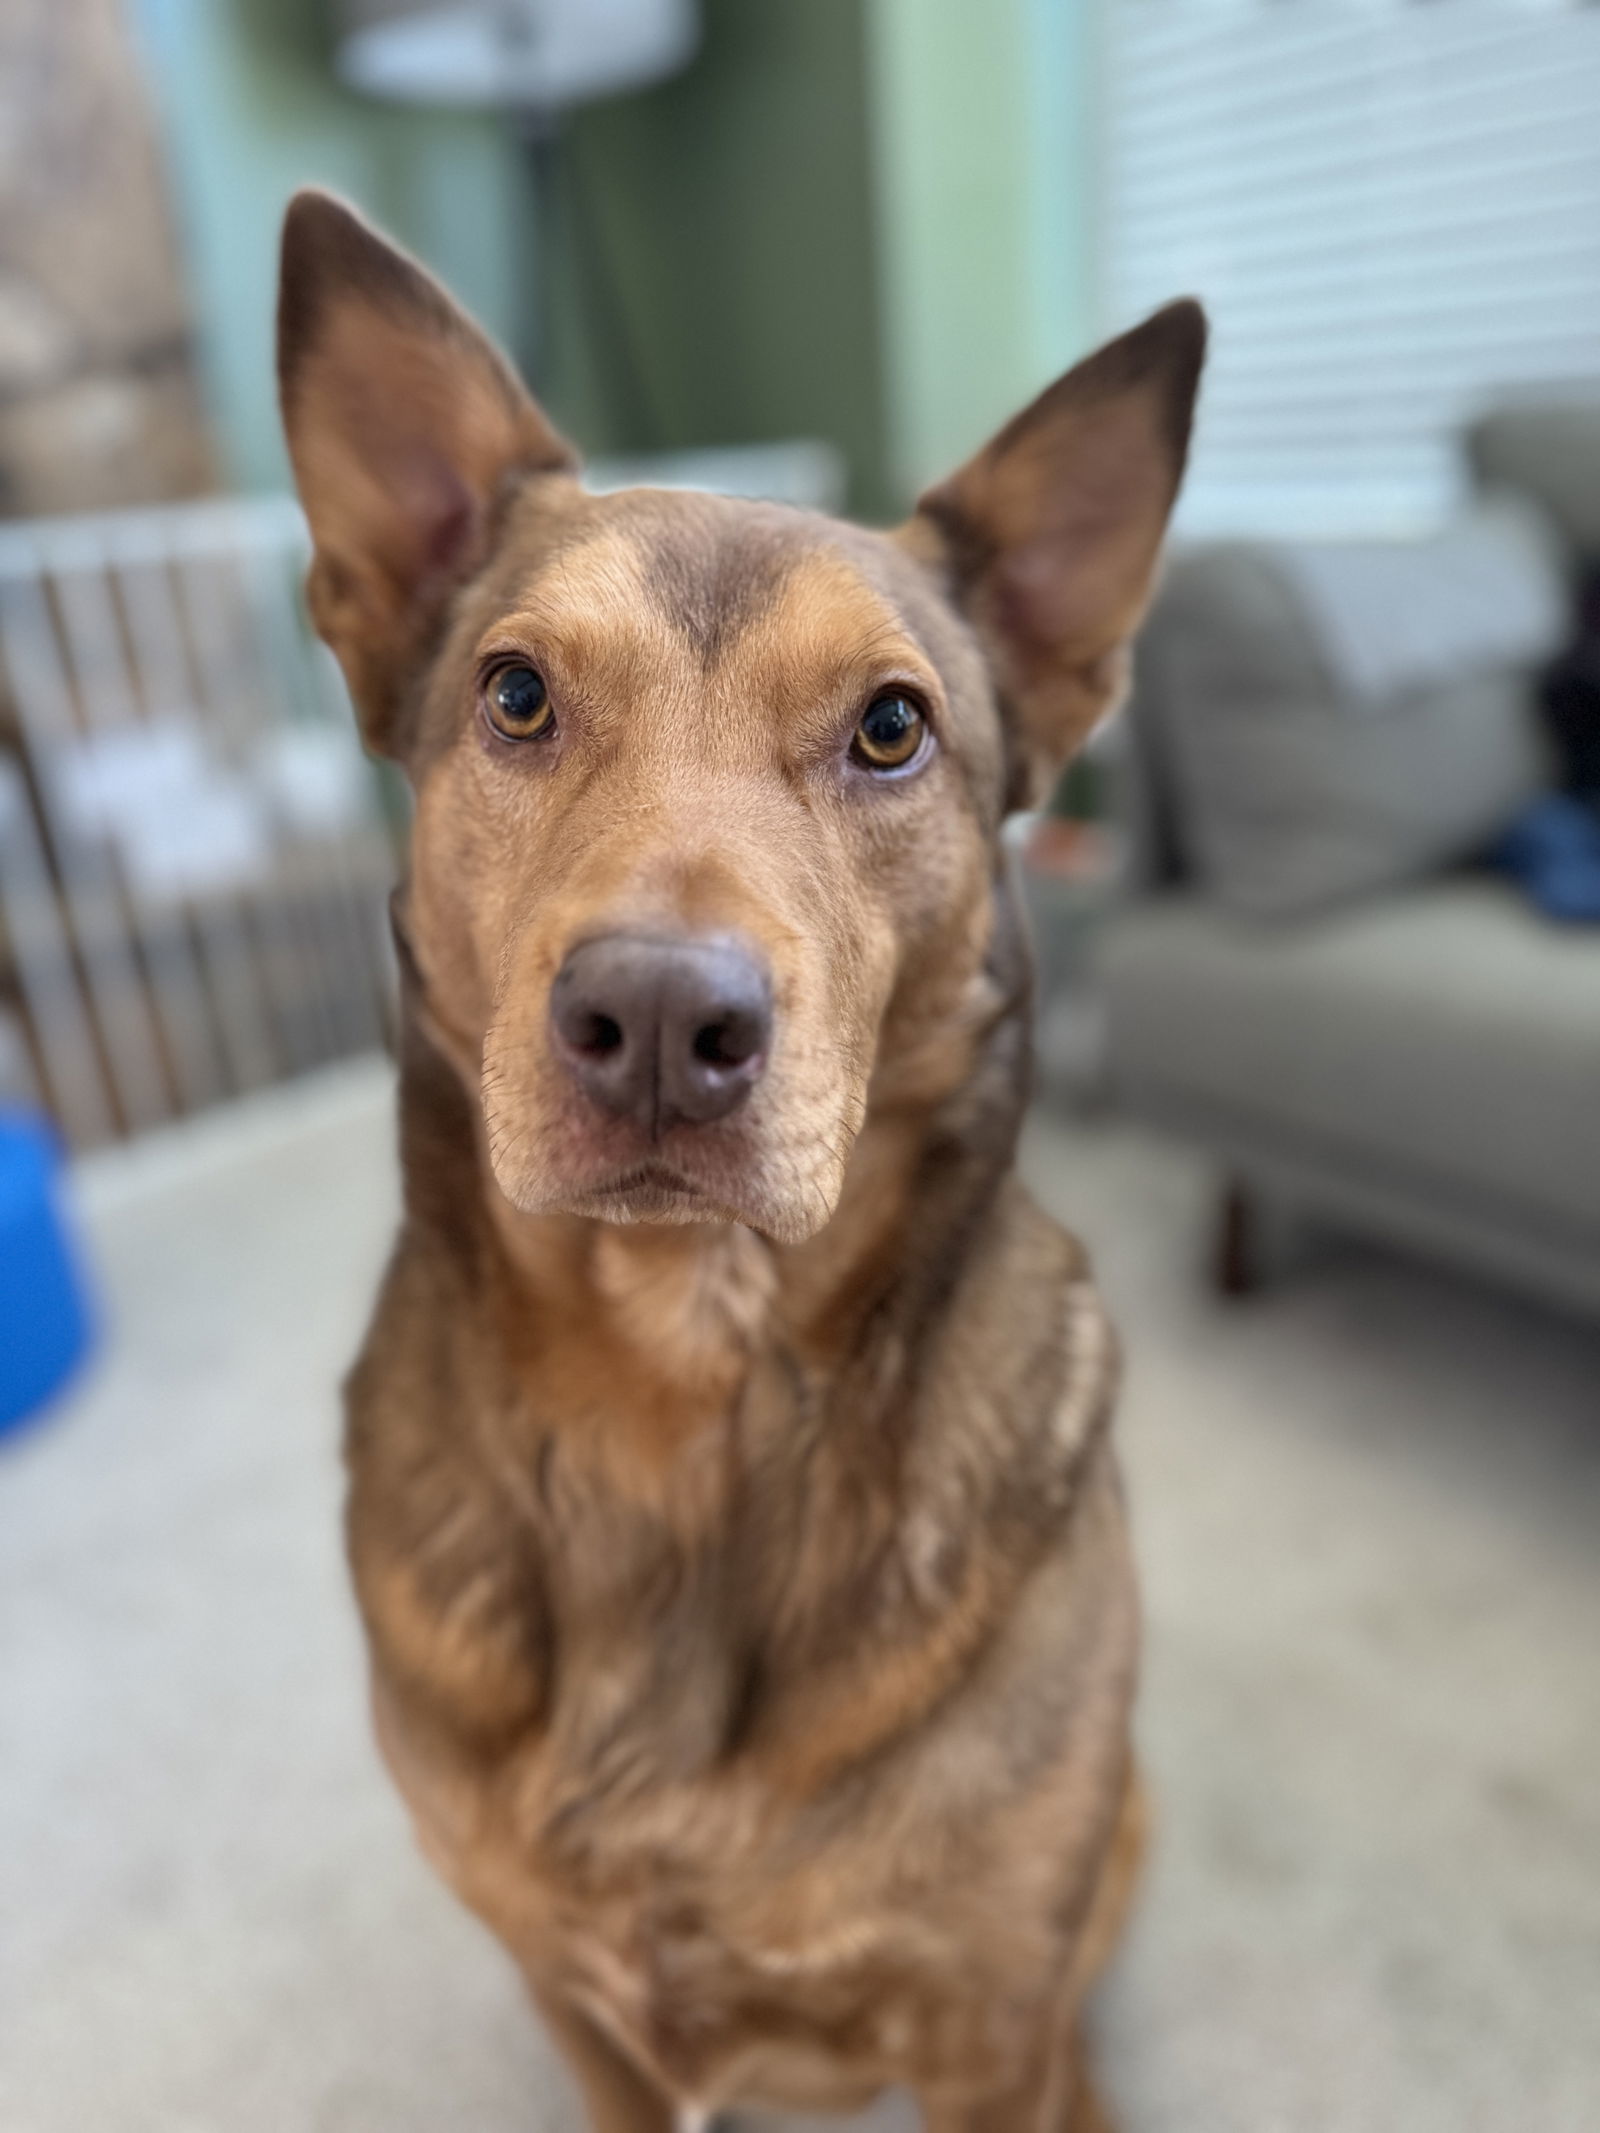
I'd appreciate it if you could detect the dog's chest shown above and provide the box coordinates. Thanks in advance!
[407,1732,1020,2113]
[354,1456,1025,2106]
[345,1211,1128,2108]
[373,1640,970,2107]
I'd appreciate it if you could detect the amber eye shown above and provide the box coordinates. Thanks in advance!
[851,693,927,771]
[484,664,555,741]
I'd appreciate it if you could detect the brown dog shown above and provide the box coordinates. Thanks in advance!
[277,191,1202,2132]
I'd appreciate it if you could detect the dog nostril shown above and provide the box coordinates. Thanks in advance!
[693,1014,762,1070]
[576,1012,624,1056]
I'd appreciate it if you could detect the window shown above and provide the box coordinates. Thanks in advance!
[1100,2,1600,536]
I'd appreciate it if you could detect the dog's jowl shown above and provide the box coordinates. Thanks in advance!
[278,189,1203,2133]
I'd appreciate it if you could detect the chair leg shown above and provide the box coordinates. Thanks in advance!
[1212,1175,1260,1297]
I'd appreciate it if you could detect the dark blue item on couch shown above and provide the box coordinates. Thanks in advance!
[1491,794,1600,923]
[0,1110,95,1437]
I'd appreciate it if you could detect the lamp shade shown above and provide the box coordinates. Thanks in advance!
[335,0,699,110]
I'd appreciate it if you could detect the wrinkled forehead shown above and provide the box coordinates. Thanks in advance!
[479,482,975,704]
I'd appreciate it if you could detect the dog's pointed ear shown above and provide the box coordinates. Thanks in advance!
[913,299,1205,809]
[277,189,576,755]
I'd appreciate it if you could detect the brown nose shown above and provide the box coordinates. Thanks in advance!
[550,934,772,1134]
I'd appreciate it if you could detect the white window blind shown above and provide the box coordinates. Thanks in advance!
[1100,2,1600,536]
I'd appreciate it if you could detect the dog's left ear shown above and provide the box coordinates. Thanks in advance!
[914,300,1205,809]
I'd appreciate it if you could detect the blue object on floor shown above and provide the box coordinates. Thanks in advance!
[1491,793,1600,923]
[0,1110,95,1438]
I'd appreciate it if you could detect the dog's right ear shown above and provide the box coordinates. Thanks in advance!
[277,190,575,755]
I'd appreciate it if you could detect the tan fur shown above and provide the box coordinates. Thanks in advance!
[278,192,1203,2131]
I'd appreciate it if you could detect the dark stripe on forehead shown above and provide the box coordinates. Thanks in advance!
[613,493,816,666]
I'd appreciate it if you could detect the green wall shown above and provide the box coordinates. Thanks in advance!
[132,0,532,493]
[132,0,1094,523]
[865,0,1096,501]
[546,0,1095,518]
[545,0,893,518]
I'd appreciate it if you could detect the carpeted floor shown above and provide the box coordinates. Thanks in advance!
[3,1059,1597,2132]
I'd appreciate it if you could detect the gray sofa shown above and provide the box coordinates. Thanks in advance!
[1099,405,1600,1321]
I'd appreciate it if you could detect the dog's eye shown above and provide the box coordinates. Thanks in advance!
[485,665,555,741]
[851,694,927,771]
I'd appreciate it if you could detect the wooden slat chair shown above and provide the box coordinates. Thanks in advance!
[0,754,113,1143]
[0,497,399,1147]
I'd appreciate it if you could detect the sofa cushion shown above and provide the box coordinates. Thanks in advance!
[1270,504,1567,705]
[1100,879,1600,1241]
[1136,528,1556,916]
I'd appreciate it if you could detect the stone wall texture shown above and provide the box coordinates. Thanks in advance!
[0,0,216,515]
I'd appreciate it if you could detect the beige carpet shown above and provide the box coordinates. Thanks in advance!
[3,1060,1597,2132]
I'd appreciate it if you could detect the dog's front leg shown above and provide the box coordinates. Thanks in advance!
[527,1980,677,2133]
[918,2017,1115,2133]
